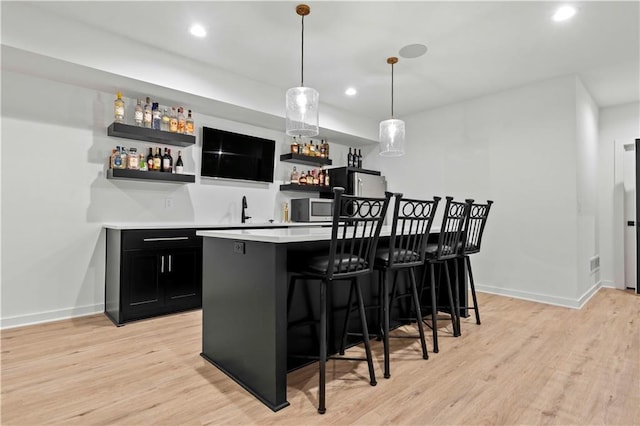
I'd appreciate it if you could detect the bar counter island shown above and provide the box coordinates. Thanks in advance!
[196,224,467,411]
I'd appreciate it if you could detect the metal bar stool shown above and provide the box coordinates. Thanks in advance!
[420,196,471,353]
[287,187,391,414]
[459,199,493,328]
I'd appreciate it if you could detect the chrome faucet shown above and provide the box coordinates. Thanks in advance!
[241,196,251,223]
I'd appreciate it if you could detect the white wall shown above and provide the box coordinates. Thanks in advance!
[598,102,640,288]
[575,79,600,301]
[0,70,353,328]
[373,75,587,306]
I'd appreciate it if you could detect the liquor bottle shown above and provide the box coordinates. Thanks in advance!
[161,108,170,131]
[162,148,171,172]
[168,148,174,172]
[291,137,299,154]
[143,97,152,128]
[302,142,310,156]
[324,140,330,159]
[186,110,194,135]
[309,143,316,157]
[175,151,184,174]
[290,166,299,184]
[127,147,139,170]
[283,202,289,223]
[299,170,307,185]
[324,170,330,187]
[139,154,148,171]
[114,91,125,123]
[111,146,121,169]
[152,102,161,130]
[320,142,326,158]
[169,107,178,133]
[177,107,186,134]
[317,169,324,186]
[347,147,353,168]
[119,147,128,169]
[357,149,363,168]
[134,99,143,126]
[146,147,154,171]
[153,148,162,171]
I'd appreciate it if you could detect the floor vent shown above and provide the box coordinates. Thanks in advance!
[589,255,600,273]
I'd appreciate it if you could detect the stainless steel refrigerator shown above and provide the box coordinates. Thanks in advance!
[327,167,387,197]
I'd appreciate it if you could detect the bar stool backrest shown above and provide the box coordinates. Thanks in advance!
[326,187,392,280]
[463,200,493,255]
[387,194,441,268]
[435,197,472,261]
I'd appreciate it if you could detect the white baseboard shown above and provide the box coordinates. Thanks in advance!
[1,304,104,330]
[475,281,603,310]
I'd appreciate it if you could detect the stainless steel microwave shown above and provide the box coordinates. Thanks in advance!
[291,198,333,222]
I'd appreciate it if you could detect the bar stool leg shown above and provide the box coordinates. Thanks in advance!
[355,278,377,387]
[409,268,428,360]
[382,269,390,378]
[318,279,327,415]
[338,282,355,355]
[466,256,481,325]
[429,263,439,353]
[443,262,459,337]
[453,258,461,337]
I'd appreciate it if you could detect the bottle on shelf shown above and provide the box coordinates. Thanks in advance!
[111,146,121,169]
[152,102,161,130]
[283,202,289,223]
[162,148,172,172]
[186,110,195,135]
[323,139,330,159]
[134,99,143,126]
[168,148,174,172]
[153,147,162,171]
[175,150,184,174]
[320,142,326,158]
[357,149,363,168]
[161,108,170,131]
[299,170,307,185]
[347,147,353,167]
[169,107,178,133]
[290,166,299,184]
[143,97,152,128]
[177,107,186,134]
[127,147,139,170]
[317,169,324,186]
[146,147,154,171]
[324,169,330,186]
[114,91,125,123]
[119,147,128,169]
[302,142,310,156]
[139,154,148,171]
[291,137,299,154]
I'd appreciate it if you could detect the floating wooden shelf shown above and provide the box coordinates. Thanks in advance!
[107,122,196,147]
[280,153,332,166]
[107,168,195,183]
[279,184,332,193]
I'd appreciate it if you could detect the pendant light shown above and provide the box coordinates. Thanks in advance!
[286,4,319,137]
[379,57,405,156]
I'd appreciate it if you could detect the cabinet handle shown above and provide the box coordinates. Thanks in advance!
[161,255,165,273]
[168,255,172,272]
[143,237,190,242]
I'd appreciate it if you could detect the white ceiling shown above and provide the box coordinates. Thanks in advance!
[28,1,640,120]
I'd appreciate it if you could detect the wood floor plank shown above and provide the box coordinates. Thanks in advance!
[1,288,638,425]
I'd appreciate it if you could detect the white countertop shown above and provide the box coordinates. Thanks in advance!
[197,225,441,244]
[103,222,331,230]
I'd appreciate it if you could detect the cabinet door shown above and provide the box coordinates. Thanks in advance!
[163,247,202,310]
[121,251,164,321]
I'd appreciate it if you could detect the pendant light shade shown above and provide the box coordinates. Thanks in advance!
[379,57,405,157]
[286,4,319,137]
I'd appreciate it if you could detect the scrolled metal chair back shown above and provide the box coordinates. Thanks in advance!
[463,200,493,255]
[435,197,472,260]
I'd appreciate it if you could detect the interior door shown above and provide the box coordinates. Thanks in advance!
[624,143,637,290]
[635,139,640,293]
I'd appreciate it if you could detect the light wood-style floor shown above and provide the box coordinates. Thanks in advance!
[2,288,639,425]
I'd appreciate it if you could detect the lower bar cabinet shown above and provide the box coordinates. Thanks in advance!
[105,228,202,325]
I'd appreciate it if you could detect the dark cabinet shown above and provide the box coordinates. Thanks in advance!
[106,228,202,325]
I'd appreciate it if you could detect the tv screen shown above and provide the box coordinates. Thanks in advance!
[201,127,275,183]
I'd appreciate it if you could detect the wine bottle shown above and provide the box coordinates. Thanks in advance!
[162,148,171,172]
[175,151,184,174]
[357,149,363,168]
[347,147,353,168]
[153,148,162,171]
[147,147,154,171]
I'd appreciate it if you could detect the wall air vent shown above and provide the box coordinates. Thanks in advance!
[589,255,600,273]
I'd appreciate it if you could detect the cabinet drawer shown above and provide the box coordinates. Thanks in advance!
[122,229,201,250]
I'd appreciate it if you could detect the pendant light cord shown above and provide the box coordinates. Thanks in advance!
[301,15,305,87]
[391,63,394,118]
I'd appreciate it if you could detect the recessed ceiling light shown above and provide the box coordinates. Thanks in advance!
[190,24,207,38]
[552,6,577,22]
[345,87,357,96]
[399,43,427,59]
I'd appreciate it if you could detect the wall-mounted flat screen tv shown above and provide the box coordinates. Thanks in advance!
[201,127,275,183]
